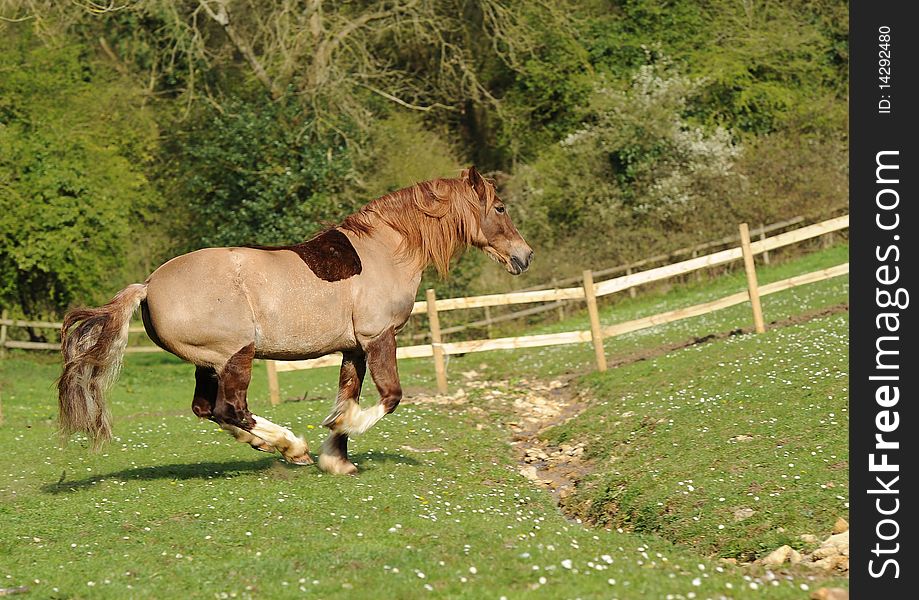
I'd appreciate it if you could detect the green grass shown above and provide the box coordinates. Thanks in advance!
[542,313,849,561]
[0,244,848,598]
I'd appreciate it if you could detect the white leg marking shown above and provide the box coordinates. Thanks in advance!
[339,403,386,436]
[250,415,312,464]
[219,423,274,452]
[317,432,357,475]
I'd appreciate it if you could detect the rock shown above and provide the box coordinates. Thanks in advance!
[812,530,849,559]
[729,434,754,442]
[832,517,849,534]
[810,588,849,600]
[810,554,849,572]
[520,466,540,481]
[733,508,755,521]
[760,545,794,567]
[800,534,819,543]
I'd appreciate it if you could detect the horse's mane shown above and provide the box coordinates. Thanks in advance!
[341,173,496,276]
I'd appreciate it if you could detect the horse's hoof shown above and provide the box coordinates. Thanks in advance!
[318,453,358,475]
[285,452,315,466]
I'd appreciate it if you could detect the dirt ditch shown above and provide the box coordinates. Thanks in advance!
[510,303,851,502]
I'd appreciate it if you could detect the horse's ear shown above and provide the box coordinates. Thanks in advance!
[465,165,488,203]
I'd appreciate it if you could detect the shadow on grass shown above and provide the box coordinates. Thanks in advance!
[42,457,278,494]
[349,451,422,471]
[42,452,421,493]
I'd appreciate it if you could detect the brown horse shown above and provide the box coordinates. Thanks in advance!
[58,167,533,474]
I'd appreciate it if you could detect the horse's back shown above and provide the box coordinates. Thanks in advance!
[143,247,355,367]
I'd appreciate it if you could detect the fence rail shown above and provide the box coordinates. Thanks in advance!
[0,316,163,355]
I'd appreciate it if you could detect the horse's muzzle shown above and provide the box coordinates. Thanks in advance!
[510,250,534,275]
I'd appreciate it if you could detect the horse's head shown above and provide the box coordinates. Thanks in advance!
[464,166,534,275]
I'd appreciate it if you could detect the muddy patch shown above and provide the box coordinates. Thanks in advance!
[406,371,591,502]
[503,377,591,503]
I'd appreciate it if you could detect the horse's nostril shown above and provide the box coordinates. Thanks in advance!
[510,253,531,274]
[526,250,534,265]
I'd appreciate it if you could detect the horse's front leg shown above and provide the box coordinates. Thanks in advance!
[364,327,403,416]
[319,328,402,475]
[319,351,367,475]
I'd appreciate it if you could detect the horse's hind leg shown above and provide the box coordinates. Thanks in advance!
[213,343,312,464]
[220,423,275,453]
[193,365,274,453]
[192,366,218,419]
[319,351,366,475]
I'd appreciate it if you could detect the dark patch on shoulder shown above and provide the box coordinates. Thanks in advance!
[253,229,362,282]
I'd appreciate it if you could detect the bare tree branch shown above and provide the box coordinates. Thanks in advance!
[0,13,36,22]
[70,0,129,14]
[198,0,283,99]
[358,83,456,112]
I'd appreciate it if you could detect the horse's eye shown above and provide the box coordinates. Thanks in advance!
[495,205,506,214]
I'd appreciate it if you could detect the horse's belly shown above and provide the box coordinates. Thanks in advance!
[253,310,355,360]
[249,281,356,360]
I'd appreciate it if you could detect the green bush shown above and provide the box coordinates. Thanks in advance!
[162,96,355,249]
[507,59,747,280]
[0,32,160,317]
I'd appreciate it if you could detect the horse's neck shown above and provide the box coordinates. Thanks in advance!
[358,224,426,283]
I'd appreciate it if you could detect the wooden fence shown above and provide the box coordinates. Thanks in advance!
[0,215,849,407]
[0,318,157,355]
[267,215,849,403]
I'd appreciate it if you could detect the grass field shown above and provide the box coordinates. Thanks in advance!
[544,314,848,559]
[0,244,848,598]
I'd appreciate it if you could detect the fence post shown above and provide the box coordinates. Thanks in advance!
[0,309,7,358]
[582,270,607,372]
[739,223,766,333]
[484,305,493,338]
[266,360,281,406]
[626,267,637,298]
[426,288,448,395]
[759,223,770,265]
[552,278,565,320]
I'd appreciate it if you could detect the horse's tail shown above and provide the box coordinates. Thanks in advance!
[57,283,148,450]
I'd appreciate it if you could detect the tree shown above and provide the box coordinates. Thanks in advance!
[162,94,354,249]
[0,29,161,319]
[507,59,747,277]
